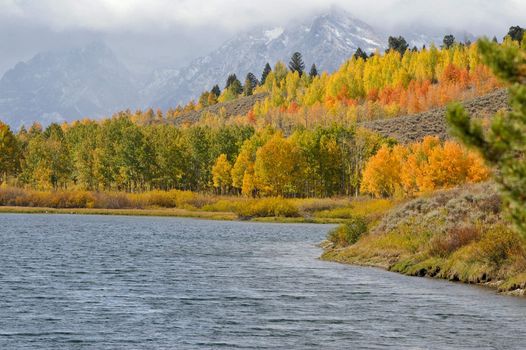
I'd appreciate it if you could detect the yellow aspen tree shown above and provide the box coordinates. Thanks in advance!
[212,154,232,195]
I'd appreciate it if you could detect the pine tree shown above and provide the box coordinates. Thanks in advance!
[387,36,409,55]
[309,64,319,78]
[225,74,243,95]
[447,38,526,236]
[244,72,258,96]
[506,26,525,42]
[288,52,305,76]
[353,48,368,60]
[443,34,455,49]
[211,84,221,97]
[261,63,272,85]
[225,74,239,89]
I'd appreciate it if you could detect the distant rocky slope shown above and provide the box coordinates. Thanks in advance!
[171,93,268,125]
[143,7,384,110]
[0,42,140,127]
[361,89,510,143]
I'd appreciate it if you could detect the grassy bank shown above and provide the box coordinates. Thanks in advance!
[0,206,238,220]
[0,186,394,223]
[321,183,526,296]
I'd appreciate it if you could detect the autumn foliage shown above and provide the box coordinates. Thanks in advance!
[360,136,490,198]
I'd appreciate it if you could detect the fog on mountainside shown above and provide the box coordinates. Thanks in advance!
[0,7,479,126]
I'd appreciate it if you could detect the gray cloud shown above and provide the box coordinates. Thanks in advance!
[0,0,524,74]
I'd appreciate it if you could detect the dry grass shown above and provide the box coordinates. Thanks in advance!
[322,182,526,295]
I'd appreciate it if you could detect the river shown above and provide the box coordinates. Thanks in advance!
[1,214,525,349]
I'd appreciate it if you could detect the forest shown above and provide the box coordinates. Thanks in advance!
[0,32,524,203]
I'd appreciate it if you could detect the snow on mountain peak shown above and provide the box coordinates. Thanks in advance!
[264,27,284,44]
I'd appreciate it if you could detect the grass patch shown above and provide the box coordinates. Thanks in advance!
[322,183,526,295]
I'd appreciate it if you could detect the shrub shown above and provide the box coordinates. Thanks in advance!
[328,216,368,247]
[476,226,524,268]
[429,226,482,257]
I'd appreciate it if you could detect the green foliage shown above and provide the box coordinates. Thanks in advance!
[506,25,525,42]
[328,216,368,247]
[447,38,526,236]
[322,184,526,292]
[211,84,221,97]
[442,34,455,49]
[387,36,409,55]
[353,47,368,60]
[309,64,318,78]
[288,52,305,76]
[243,72,258,96]
[0,121,19,182]
[260,63,272,85]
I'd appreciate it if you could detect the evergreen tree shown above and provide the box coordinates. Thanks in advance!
[225,74,243,95]
[309,64,319,78]
[447,39,526,236]
[442,34,455,49]
[353,48,368,60]
[244,72,259,96]
[225,74,239,89]
[288,52,305,76]
[261,63,272,85]
[211,84,221,97]
[387,36,409,55]
[506,26,525,42]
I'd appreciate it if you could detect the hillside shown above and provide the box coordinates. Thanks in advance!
[361,89,509,143]
[171,93,268,125]
[322,182,526,296]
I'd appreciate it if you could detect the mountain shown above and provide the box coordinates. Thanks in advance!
[143,7,384,109]
[0,42,140,127]
[402,28,477,49]
[0,8,478,126]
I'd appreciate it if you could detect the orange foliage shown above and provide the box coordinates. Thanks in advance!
[361,136,491,198]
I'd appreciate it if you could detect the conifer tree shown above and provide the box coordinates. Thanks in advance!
[353,47,368,60]
[244,72,259,96]
[443,34,456,49]
[447,38,526,236]
[506,26,525,42]
[387,36,409,55]
[225,74,239,89]
[261,63,272,85]
[289,52,305,76]
[309,64,319,78]
[211,84,221,97]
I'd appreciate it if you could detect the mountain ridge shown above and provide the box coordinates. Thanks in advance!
[0,8,476,127]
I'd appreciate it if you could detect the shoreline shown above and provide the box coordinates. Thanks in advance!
[320,243,526,297]
[0,205,342,224]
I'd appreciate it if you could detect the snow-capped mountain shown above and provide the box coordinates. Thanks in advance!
[0,42,140,127]
[0,7,477,126]
[143,7,384,109]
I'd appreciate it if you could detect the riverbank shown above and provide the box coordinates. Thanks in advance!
[320,183,526,296]
[0,186,395,223]
[0,206,238,221]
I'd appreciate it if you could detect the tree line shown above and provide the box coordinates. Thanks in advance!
[0,118,386,197]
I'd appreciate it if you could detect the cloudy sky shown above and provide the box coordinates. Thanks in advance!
[0,0,523,75]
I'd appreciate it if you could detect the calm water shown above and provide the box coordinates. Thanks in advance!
[1,214,525,349]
